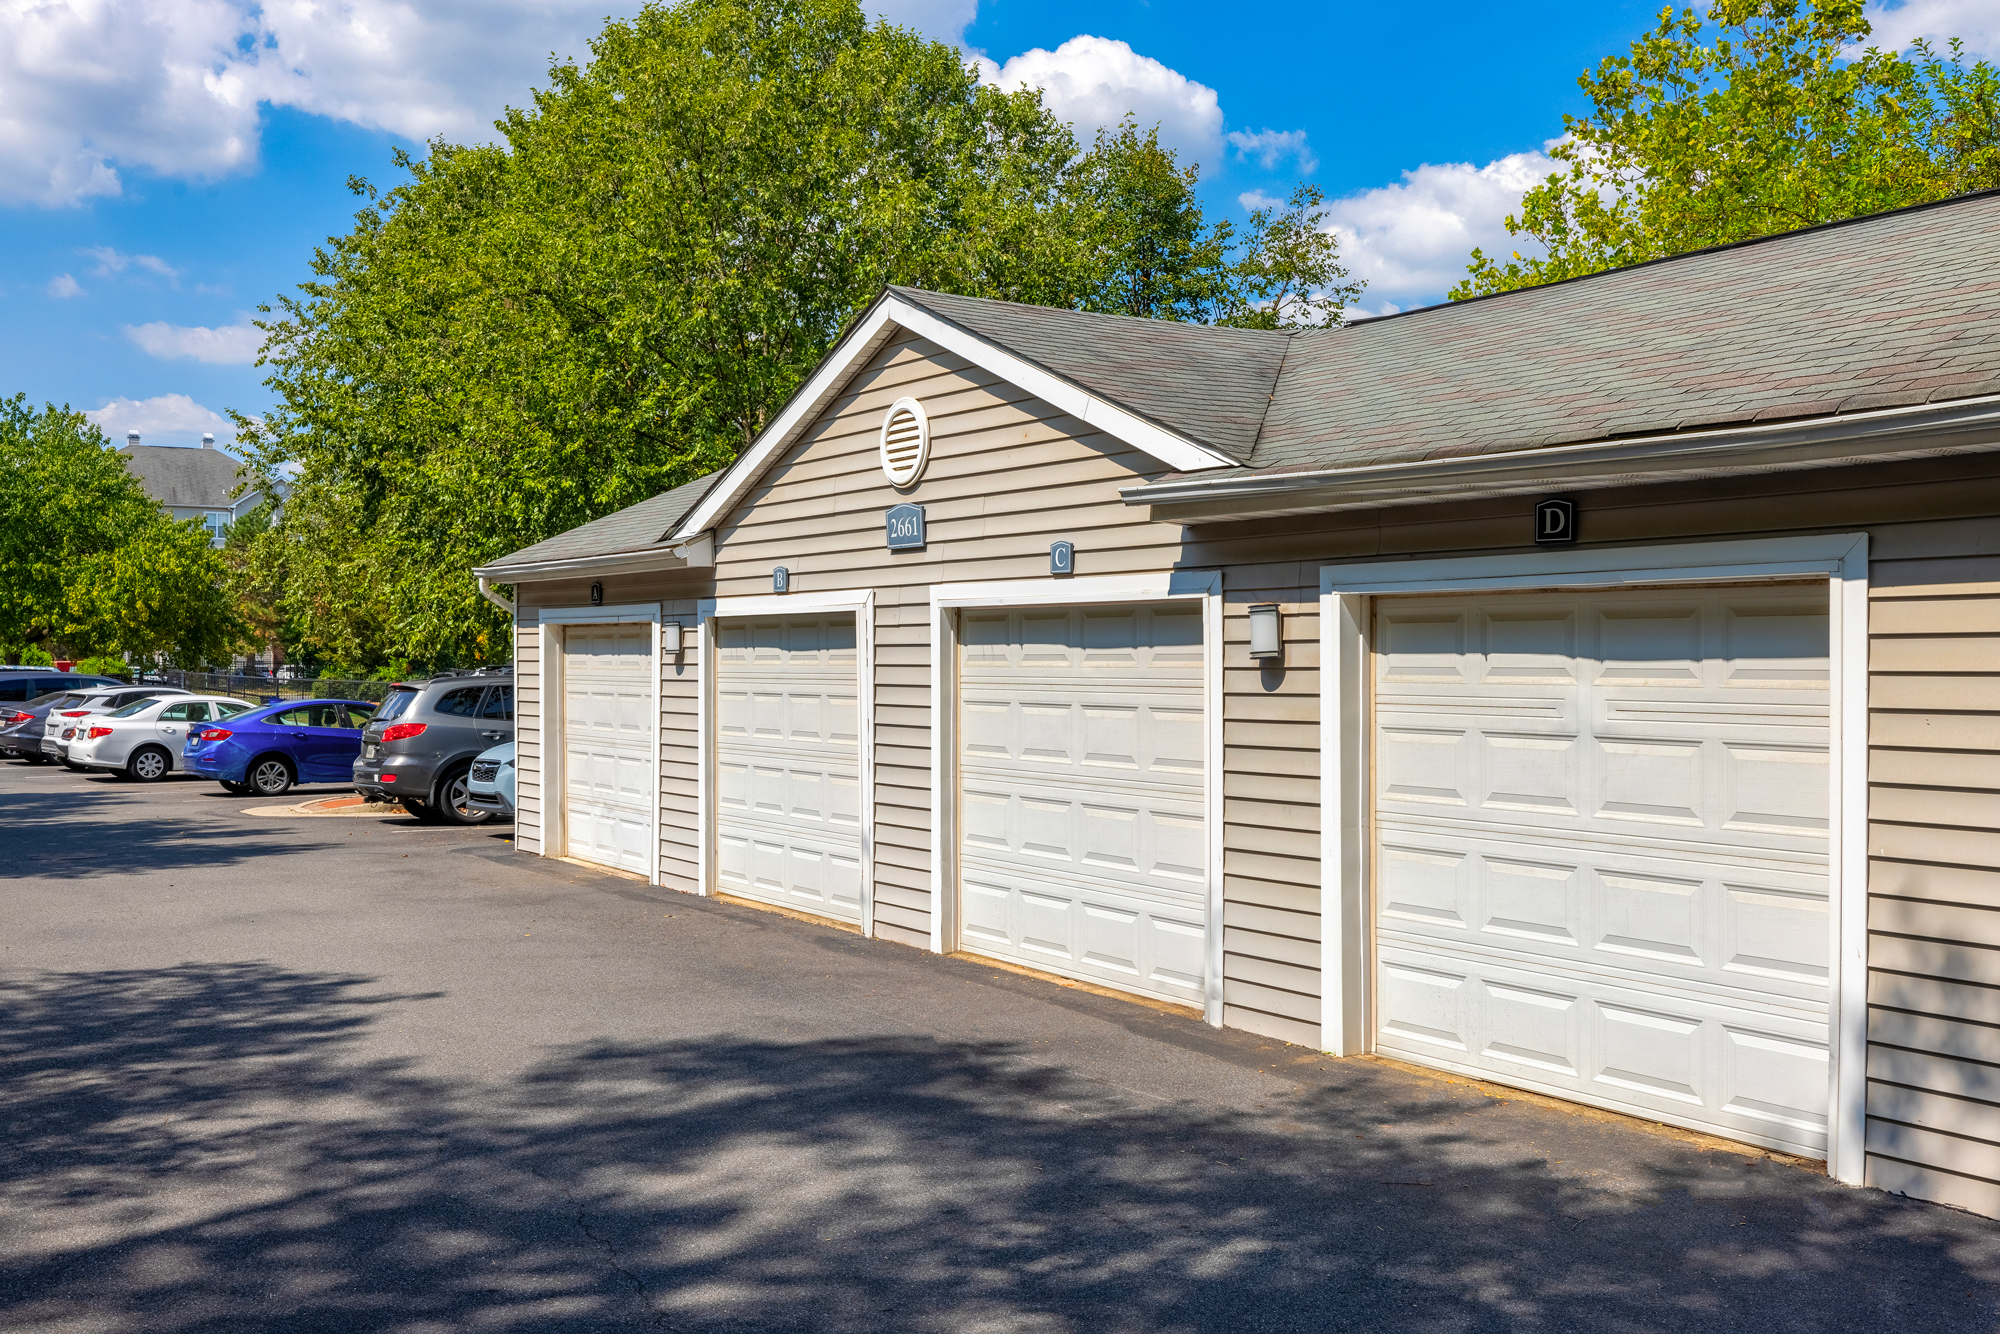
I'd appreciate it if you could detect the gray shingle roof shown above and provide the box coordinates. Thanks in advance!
[481,471,722,573]
[1232,188,2000,481]
[888,287,1291,462]
[119,445,260,510]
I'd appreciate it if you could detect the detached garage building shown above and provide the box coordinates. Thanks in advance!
[476,191,2000,1217]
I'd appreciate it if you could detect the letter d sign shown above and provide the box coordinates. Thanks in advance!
[1534,498,1577,546]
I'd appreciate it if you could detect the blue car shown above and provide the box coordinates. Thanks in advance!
[184,698,378,797]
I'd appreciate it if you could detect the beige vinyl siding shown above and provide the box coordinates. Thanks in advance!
[1862,549,2000,1217]
[660,595,703,893]
[514,610,543,854]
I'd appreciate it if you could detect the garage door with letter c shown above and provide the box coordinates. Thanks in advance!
[1371,586,1832,1156]
[956,603,1207,1006]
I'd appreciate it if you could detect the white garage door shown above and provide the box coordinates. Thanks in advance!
[562,624,655,875]
[714,615,864,923]
[956,603,1208,1007]
[1372,585,1832,1156]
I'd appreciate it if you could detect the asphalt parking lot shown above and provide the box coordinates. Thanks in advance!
[6,759,2000,1333]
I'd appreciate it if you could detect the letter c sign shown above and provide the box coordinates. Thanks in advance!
[1534,498,1577,546]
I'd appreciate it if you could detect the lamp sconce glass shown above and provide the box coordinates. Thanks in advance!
[662,620,684,656]
[1248,603,1282,662]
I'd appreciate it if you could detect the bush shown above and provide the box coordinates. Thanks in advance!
[9,646,54,667]
[75,655,131,679]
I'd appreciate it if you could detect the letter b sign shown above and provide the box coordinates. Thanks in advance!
[1534,498,1577,546]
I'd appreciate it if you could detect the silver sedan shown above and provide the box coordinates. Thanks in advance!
[65,695,258,781]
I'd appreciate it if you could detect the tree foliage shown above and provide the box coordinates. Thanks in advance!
[244,0,1356,671]
[1455,0,2000,298]
[0,395,243,666]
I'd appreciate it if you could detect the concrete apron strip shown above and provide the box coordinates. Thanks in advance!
[244,795,401,818]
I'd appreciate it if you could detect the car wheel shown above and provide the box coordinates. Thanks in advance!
[248,756,294,797]
[126,747,172,782]
[401,797,443,823]
[220,780,251,795]
[436,767,493,826]
[22,753,49,765]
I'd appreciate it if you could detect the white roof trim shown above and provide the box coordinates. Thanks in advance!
[672,293,1238,540]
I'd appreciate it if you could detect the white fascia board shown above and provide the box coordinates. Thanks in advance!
[931,570,1220,607]
[672,294,1238,541]
[1126,393,2000,517]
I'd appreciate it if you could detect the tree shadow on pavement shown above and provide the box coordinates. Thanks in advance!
[4,962,1999,1333]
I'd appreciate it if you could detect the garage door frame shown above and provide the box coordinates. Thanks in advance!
[1319,533,1869,1183]
[538,602,664,885]
[696,589,876,932]
[929,571,1225,1025]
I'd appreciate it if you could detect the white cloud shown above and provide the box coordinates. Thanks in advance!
[81,246,180,282]
[47,273,85,299]
[1225,128,1316,174]
[0,0,639,207]
[975,36,1224,166]
[124,316,263,364]
[1237,189,1284,212]
[1861,1,2000,59]
[1324,146,1561,313]
[88,393,247,448]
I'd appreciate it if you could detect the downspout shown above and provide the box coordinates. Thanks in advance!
[477,576,516,615]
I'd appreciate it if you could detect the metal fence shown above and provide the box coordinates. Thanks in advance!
[163,671,403,704]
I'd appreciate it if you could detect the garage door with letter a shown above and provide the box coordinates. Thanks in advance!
[563,624,654,876]
[1372,586,1832,1156]
[714,616,863,923]
[957,603,1207,1006]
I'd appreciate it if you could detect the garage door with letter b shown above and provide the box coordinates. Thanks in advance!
[1372,587,1832,1156]
[714,616,864,923]
[957,603,1207,1006]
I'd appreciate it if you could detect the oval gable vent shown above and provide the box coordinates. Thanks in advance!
[879,397,929,486]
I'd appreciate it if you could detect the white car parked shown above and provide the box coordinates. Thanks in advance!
[41,685,191,767]
[67,695,258,781]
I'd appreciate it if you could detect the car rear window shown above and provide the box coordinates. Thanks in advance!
[433,685,485,717]
[375,689,419,722]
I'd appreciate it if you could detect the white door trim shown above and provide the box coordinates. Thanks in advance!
[697,590,877,934]
[537,603,663,887]
[929,570,1227,1026]
[1318,533,1868,1184]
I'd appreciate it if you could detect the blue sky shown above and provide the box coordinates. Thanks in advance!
[0,0,1986,450]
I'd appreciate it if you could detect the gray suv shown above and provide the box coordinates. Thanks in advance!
[352,670,513,824]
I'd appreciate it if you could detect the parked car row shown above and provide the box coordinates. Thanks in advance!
[0,666,517,825]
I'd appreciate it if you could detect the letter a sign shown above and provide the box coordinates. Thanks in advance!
[1534,497,1577,546]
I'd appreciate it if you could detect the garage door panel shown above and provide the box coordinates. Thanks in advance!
[1377,942,1830,1155]
[562,625,653,876]
[1374,587,1831,1155]
[716,614,864,924]
[957,603,1209,1005]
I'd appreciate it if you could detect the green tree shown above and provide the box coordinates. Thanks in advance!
[1455,0,2000,298]
[245,0,1358,668]
[0,395,244,666]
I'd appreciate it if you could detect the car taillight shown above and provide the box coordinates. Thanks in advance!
[61,710,89,717]
[198,728,233,741]
[85,726,113,739]
[379,722,427,743]
[6,711,28,723]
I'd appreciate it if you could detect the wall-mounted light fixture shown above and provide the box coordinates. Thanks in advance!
[662,620,684,658]
[1248,603,1282,662]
